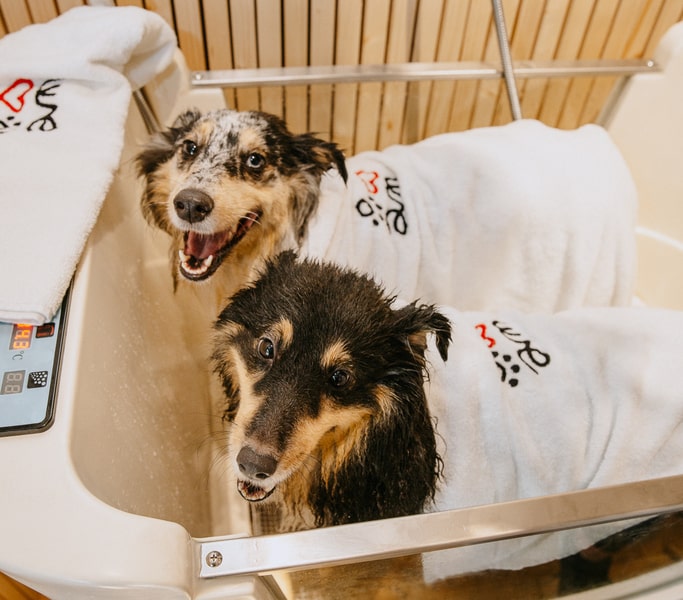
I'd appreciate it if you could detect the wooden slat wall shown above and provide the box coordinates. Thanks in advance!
[1,0,682,153]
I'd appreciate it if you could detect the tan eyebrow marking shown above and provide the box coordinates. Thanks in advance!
[320,339,352,371]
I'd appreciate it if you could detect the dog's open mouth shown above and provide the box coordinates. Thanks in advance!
[178,210,261,281]
[237,479,275,502]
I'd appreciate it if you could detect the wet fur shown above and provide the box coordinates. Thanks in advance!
[136,109,347,303]
[212,251,451,530]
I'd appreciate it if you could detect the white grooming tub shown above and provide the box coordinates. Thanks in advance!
[2,20,683,600]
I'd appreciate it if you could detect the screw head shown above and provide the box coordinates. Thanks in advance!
[206,550,223,568]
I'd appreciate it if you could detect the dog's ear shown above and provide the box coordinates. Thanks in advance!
[393,303,452,362]
[291,133,348,183]
[135,109,202,177]
[211,318,243,421]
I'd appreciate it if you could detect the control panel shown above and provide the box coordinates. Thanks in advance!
[0,294,68,437]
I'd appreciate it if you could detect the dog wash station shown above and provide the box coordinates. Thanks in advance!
[2,3,683,599]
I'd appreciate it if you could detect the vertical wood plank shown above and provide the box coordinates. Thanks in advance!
[256,0,283,117]
[116,0,144,7]
[641,0,683,57]
[377,0,417,149]
[229,0,259,110]
[538,0,596,127]
[557,0,620,129]
[56,0,84,11]
[448,0,490,131]
[519,0,571,120]
[578,0,649,124]
[492,0,544,125]
[332,0,362,154]
[143,0,174,29]
[174,0,206,70]
[26,0,58,22]
[401,0,444,144]
[354,0,390,152]
[309,0,335,138]
[202,0,235,109]
[624,0,667,58]
[470,0,520,128]
[283,0,309,132]
[423,0,470,138]
[203,0,232,70]
[0,0,32,32]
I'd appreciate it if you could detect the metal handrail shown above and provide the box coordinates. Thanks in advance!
[198,473,683,578]
[189,59,658,89]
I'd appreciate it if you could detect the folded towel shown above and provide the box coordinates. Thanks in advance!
[303,120,638,312]
[0,6,175,324]
[421,305,683,579]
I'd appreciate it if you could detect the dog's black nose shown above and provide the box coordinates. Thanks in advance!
[237,446,278,480]
[173,188,214,223]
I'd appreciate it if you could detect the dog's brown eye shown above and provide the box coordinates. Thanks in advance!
[245,152,265,170]
[330,369,351,388]
[182,140,198,158]
[257,337,275,360]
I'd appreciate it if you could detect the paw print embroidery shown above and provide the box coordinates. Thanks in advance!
[0,78,60,134]
[491,351,521,387]
[475,321,551,388]
[353,171,408,235]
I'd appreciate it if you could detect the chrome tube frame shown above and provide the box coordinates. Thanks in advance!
[491,0,522,120]
[198,473,683,578]
[189,59,657,89]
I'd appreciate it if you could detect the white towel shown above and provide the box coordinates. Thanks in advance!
[302,120,638,312]
[0,6,175,324]
[421,305,683,579]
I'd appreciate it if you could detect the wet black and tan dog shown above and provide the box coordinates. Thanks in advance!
[211,251,683,580]
[211,251,451,531]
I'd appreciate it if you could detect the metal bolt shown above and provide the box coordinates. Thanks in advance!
[206,550,223,568]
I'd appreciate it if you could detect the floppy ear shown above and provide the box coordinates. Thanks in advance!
[211,318,243,422]
[291,133,348,183]
[135,109,202,177]
[393,302,452,362]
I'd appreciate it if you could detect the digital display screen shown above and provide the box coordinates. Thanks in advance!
[1,370,25,395]
[9,323,33,350]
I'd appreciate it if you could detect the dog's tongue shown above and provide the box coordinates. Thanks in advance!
[185,231,231,259]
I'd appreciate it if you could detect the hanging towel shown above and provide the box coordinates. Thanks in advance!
[0,6,176,324]
[420,304,683,580]
[302,120,638,313]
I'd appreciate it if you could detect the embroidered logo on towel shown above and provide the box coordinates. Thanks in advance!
[475,321,551,387]
[0,78,61,134]
[354,169,408,235]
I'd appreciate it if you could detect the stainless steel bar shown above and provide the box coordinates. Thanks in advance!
[198,473,683,578]
[133,89,161,133]
[491,0,522,120]
[191,62,501,87]
[189,59,658,89]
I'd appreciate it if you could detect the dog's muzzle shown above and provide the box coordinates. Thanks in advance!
[236,446,278,502]
[173,188,213,224]
[171,188,262,281]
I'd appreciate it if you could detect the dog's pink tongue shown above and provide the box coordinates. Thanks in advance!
[186,231,231,259]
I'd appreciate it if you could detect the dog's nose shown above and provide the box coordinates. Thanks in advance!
[173,188,214,223]
[236,446,278,480]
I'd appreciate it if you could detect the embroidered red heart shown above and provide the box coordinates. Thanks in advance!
[0,78,34,113]
[475,323,496,348]
[355,170,380,195]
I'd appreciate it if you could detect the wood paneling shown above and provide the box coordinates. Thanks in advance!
[1,0,681,150]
